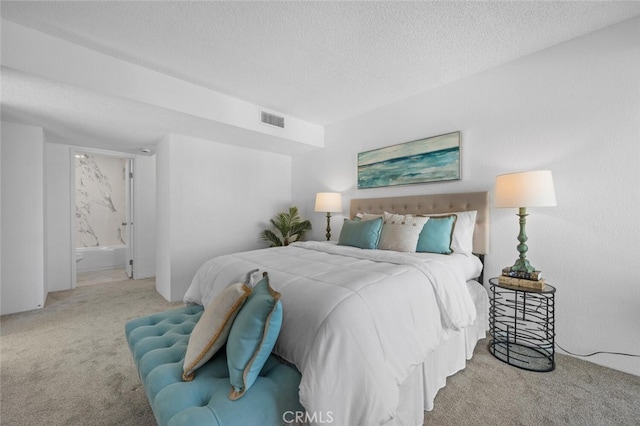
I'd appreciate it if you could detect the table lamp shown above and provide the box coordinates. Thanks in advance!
[314,192,342,241]
[494,170,556,273]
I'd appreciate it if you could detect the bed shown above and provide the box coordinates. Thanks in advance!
[182,191,490,426]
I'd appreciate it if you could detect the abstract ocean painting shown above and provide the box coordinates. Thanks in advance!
[358,132,461,189]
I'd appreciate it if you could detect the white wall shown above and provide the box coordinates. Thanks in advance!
[1,122,45,315]
[156,133,292,302]
[44,142,72,292]
[155,136,172,300]
[133,154,156,279]
[292,18,640,376]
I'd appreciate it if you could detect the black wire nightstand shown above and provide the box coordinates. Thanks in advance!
[488,277,556,372]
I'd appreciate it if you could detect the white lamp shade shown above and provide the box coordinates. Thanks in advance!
[314,192,343,213]
[494,170,557,208]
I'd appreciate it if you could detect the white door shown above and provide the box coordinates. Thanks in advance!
[125,158,134,278]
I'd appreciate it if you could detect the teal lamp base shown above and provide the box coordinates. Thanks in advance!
[509,207,537,273]
[510,258,536,274]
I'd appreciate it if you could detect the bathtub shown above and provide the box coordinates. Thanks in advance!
[76,245,126,272]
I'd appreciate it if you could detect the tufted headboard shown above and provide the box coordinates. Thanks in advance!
[349,191,490,255]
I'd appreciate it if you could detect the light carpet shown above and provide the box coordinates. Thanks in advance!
[1,278,639,425]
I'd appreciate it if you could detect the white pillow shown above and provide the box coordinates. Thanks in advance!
[378,212,428,253]
[430,210,477,254]
[182,282,251,381]
[355,212,384,221]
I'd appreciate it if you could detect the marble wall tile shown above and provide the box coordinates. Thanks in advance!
[75,153,127,247]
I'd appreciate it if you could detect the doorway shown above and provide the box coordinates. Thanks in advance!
[72,149,134,287]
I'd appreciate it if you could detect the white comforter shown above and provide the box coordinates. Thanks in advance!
[184,241,481,426]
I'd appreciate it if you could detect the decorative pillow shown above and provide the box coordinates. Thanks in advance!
[378,213,428,252]
[450,210,477,253]
[354,212,384,222]
[382,212,405,224]
[416,215,457,254]
[182,282,251,381]
[227,273,283,400]
[338,217,383,249]
[418,210,477,253]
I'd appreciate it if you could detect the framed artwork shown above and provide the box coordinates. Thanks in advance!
[357,131,461,189]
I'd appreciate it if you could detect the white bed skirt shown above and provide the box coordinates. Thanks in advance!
[391,280,489,426]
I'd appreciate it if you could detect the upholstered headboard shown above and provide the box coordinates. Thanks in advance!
[349,191,490,255]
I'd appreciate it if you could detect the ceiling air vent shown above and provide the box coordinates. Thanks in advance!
[260,111,285,128]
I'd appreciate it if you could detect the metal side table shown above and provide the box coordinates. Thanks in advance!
[488,277,556,372]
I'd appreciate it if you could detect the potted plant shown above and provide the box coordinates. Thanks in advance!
[261,206,312,247]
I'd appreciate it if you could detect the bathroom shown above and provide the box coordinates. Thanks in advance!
[75,152,132,285]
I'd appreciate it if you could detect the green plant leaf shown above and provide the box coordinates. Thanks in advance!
[261,229,283,247]
[261,206,312,247]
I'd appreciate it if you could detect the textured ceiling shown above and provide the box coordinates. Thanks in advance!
[1,1,640,149]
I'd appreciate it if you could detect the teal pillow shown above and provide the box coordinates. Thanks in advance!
[226,274,283,400]
[338,217,383,249]
[416,215,457,254]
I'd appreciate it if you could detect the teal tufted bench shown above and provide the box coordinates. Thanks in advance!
[125,305,304,426]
